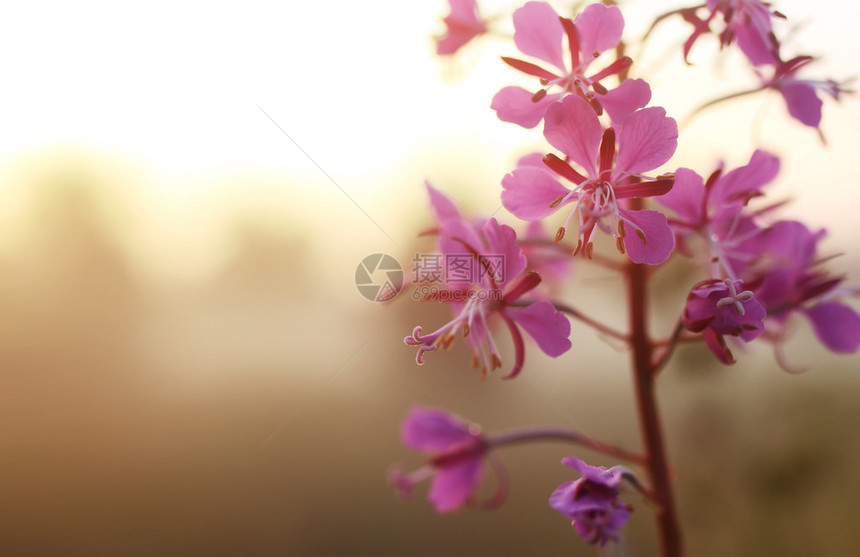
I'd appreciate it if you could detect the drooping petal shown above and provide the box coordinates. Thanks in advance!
[544,95,602,177]
[574,3,624,62]
[621,209,675,265]
[491,86,562,129]
[426,182,461,223]
[735,21,777,66]
[513,2,566,70]
[804,301,860,353]
[401,406,475,452]
[655,167,704,225]
[616,107,678,174]
[501,166,572,220]
[599,78,652,125]
[779,81,823,128]
[482,218,527,287]
[505,301,572,357]
[428,457,484,513]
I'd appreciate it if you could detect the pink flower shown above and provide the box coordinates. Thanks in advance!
[491,2,643,128]
[667,0,783,64]
[760,55,848,129]
[436,0,488,56]
[683,278,766,364]
[549,457,634,546]
[737,220,860,355]
[406,186,571,379]
[501,95,677,264]
[389,406,501,513]
[656,149,779,275]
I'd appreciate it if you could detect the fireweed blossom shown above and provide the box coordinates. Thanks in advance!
[549,457,635,546]
[436,0,488,56]
[501,94,677,264]
[735,220,860,356]
[491,1,647,128]
[656,149,780,277]
[389,406,502,513]
[653,0,784,64]
[756,54,849,129]
[683,278,766,363]
[404,206,571,379]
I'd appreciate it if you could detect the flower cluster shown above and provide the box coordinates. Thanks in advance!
[391,0,857,552]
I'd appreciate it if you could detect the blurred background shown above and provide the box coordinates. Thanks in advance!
[1,1,858,555]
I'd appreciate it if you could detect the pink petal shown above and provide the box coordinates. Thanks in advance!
[428,457,484,513]
[426,182,461,223]
[491,86,562,129]
[513,2,566,70]
[574,3,624,61]
[482,218,527,287]
[735,22,777,66]
[438,218,484,268]
[544,95,602,177]
[616,107,678,174]
[505,301,572,357]
[713,149,779,206]
[501,166,571,220]
[401,406,475,451]
[621,209,675,265]
[780,81,823,128]
[600,78,652,125]
[436,0,486,55]
[804,301,860,353]
[655,167,704,225]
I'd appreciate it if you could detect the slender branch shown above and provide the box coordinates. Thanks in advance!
[517,237,625,271]
[681,87,765,128]
[488,427,645,465]
[651,319,686,375]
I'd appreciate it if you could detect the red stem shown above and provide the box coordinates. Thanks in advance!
[627,258,683,556]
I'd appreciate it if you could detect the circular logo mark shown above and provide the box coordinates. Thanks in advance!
[355,253,404,302]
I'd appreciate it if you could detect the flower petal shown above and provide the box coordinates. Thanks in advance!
[401,406,475,451]
[574,3,624,61]
[600,78,652,125]
[804,301,860,353]
[616,107,678,174]
[426,182,461,223]
[544,95,602,177]
[513,2,566,70]
[780,81,823,128]
[713,149,779,207]
[505,301,572,357]
[501,166,571,220]
[429,457,484,513]
[655,167,704,225]
[491,86,562,129]
[482,218,527,287]
[621,209,675,265]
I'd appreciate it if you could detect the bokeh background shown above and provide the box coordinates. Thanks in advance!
[1,1,859,555]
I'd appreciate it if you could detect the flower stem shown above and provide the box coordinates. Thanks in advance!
[627,256,683,556]
[488,427,645,465]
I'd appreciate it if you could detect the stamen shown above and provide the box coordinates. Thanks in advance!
[462,322,470,337]
[573,238,583,256]
[592,51,600,59]
[549,195,564,208]
[531,89,548,103]
[491,353,502,371]
[635,229,647,243]
[471,354,479,369]
[618,220,626,238]
[585,242,594,259]
[555,226,566,243]
[616,236,626,254]
[591,81,608,95]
